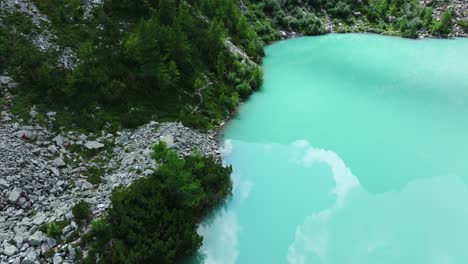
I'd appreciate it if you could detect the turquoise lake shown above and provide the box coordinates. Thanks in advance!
[196,34,468,263]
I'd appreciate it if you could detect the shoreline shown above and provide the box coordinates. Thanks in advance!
[214,29,467,145]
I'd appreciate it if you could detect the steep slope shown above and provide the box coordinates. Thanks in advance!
[0,0,466,263]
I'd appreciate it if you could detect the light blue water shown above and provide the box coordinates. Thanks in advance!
[196,34,468,264]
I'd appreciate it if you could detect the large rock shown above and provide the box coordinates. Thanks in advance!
[85,141,104,150]
[52,135,65,147]
[51,158,66,168]
[8,187,23,204]
[16,130,36,141]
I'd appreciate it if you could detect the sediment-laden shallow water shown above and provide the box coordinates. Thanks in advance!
[197,34,468,264]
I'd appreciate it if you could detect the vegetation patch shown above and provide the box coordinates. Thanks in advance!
[83,166,105,185]
[81,142,232,263]
[72,201,92,226]
[432,9,454,35]
[41,220,70,241]
[458,19,468,33]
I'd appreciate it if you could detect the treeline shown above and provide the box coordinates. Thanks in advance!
[80,142,232,263]
[243,0,455,40]
[1,0,263,131]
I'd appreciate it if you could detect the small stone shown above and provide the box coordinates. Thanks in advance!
[84,141,104,150]
[116,134,129,145]
[3,243,18,256]
[40,243,50,255]
[0,178,9,188]
[121,153,136,166]
[53,254,63,264]
[22,250,37,264]
[47,237,57,248]
[68,245,76,260]
[29,109,38,118]
[51,167,60,177]
[52,135,65,147]
[29,231,45,246]
[32,212,46,225]
[17,197,27,207]
[81,181,93,190]
[51,158,66,168]
[62,225,72,236]
[9,187,23,204]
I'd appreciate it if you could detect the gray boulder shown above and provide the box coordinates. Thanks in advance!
[52,135,65,147]
[51,158,66,167]
[85,141,104,150]
[16,130,36,141]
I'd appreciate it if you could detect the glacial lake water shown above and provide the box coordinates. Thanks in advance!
[196,34,468,264]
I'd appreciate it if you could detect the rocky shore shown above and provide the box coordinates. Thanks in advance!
[0,76,221,263]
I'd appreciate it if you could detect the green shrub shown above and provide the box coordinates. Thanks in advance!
[458,19,468,33]
[42,220,69,240]
[432,9,454,35]
[152,141,169,162]
[46,222,62,239]
[330,1,352,18]
[399,17,422,38]
[81,219,112,263]
[83,166,105,185]
[422,7,433,27]
[263,0,281,15]
[72,201,92,225]
[301,14,325,35]
[236,82,252,99]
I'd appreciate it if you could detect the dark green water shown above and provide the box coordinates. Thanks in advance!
[197,34,468,264]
